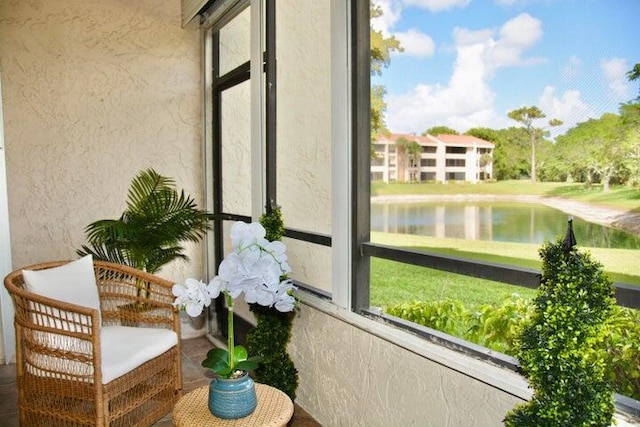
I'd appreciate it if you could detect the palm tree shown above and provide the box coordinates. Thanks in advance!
[77,168,213,278]
[395,136,421,182]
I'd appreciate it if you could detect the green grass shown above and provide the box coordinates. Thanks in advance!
[547,184,640,212]
[370,258,537,310]
[370,232,640,310]
[372,181,640,212]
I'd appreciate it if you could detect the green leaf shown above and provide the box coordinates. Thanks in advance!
[232,345,249,363]
[202,348,231,375]
[235,360,259,372]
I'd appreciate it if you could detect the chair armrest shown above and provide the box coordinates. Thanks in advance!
[94,261,179,332]
[13,289,100,340]
[8,288,102,381]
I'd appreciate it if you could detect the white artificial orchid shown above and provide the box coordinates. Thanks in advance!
[172,278,211,317]
[173,220,296,319]
[172,221,297,378]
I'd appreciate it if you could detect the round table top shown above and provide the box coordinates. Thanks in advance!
[173,383,294,427]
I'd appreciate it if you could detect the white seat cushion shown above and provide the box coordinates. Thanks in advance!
[100,325,178,384]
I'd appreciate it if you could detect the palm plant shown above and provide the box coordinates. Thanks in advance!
[77,169,213,288]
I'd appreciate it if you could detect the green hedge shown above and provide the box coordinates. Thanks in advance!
[386,296,640,401]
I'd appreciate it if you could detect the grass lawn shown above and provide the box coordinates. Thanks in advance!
[370,231,640,310]
[372,181,640,212]
[370,257,537,310]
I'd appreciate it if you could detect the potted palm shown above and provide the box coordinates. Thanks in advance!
[77,168,213,323]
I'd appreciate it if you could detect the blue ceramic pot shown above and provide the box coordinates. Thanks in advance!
[208,371,257,419]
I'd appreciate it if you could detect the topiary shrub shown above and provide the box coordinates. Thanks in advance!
[504,238,616,427]
[245,206,299,400]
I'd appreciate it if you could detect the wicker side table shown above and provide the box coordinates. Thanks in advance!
[173,383,294,427]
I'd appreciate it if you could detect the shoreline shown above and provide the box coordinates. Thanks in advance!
[371,194,640,236]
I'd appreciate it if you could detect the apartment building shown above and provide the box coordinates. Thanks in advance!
[372,133,495,183]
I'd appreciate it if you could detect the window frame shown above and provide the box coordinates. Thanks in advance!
[348,0,640,374]
[197,0,640,415]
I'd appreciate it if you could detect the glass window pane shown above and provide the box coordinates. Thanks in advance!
[218,7,250,76]
[221,80,251,216]
[284,237,332,295]
[275,0,332,235]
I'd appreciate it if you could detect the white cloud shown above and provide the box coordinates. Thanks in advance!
[483,13,545,74]
[385,14,545,133]
[373,0,435,58]
[386,43,506,133]
[453,28,494,47]
[393,29,436,57]
[401,0,470,12]
[561,56,582,81]
[538,86,595,138]
[601,57,630,100]
[371,0,403,35]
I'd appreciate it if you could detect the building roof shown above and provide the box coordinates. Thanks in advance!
[434,134,494,148]
[377,133,495,149]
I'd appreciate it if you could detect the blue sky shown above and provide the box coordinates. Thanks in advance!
[371,0,640,138]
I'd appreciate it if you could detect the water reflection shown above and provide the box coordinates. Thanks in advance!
[371,201,640,249]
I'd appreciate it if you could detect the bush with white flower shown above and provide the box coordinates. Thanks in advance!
[173,221,296,378]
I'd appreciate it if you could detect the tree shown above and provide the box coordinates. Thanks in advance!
[492,127,531,180]
[619,102,640,186]
[555,113,632,190]
[507,106,562,183]
[422,125,458,136]
[466,127,499,143]
[77,169,213,297]
[628,63,640,100]
[591,113,631,191]
[479,153,493,181]
[371,3,402,142]
[504,239,616,426]
[395,136,421,182]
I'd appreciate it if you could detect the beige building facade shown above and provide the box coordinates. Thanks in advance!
[372,132,494,183]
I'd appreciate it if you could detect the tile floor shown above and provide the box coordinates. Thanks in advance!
[0,336,320,426]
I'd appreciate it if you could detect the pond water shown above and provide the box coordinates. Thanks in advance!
[371,201,640,249]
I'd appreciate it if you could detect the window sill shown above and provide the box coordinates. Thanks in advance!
[295,289,640,423]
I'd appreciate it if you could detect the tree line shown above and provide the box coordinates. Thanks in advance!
[370,2,639,190]
[423,93,640,190]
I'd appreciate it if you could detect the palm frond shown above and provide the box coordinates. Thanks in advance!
[76,243,136,268]
[77,168,213,275]
[126,169,175,213]
[85,219,130,244]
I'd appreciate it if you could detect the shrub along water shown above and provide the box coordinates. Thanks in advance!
[387,295,640,402]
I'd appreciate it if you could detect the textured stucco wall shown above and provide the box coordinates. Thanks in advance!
[0,0,203,356]
[290,303,524,426]
[276,0,332,292]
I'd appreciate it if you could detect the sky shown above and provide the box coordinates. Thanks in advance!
[371,0,640,139]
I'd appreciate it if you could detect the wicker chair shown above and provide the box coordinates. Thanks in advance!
[4,259,182,426]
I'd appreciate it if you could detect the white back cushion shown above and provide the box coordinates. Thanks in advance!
[22,255,101,321]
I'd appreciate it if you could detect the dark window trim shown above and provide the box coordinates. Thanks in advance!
[265,0,277,213]
[363,242,541,288]
[210,7,253,342]
[352,0,371,313]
